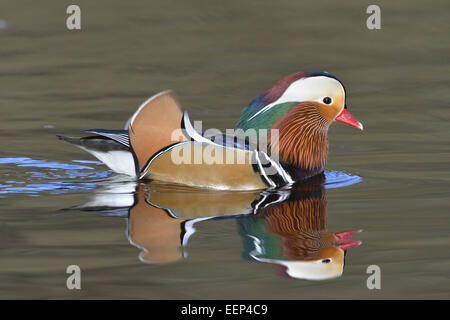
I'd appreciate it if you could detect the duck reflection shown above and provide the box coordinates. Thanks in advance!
[237,179,361,280]
[127,183,267,264]
[76,174,361,280]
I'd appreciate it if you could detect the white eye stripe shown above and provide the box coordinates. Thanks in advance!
[247,76,344,121]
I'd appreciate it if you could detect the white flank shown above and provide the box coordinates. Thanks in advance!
[78,146,136,176]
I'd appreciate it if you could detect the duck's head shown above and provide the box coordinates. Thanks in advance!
[238,71,362,130]
[237,71,363,178]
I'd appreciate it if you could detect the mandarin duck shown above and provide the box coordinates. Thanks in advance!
[59,71,362,190]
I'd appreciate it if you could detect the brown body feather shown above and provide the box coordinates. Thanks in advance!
[268,103,330,179]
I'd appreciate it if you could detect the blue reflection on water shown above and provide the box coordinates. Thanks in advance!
[0,157,361,196]
[0,157,95,170]
[323,171,362,189]
[0,157,111,195]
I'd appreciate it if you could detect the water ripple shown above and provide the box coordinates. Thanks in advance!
[0,157,111,195]
[323,171,362,189]
[0,157,361,196]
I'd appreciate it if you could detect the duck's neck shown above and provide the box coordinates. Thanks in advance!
[268,104,330,180]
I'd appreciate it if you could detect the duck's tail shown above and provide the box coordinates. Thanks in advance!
[58,91,187,177]
[57,134,136,176]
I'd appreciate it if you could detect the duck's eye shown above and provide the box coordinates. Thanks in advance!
[321,259,332,264]
[322,97,332,105]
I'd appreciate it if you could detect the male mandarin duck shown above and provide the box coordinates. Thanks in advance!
[59,71,363,190]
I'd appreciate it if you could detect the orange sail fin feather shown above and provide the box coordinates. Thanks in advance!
[128,91,187,174]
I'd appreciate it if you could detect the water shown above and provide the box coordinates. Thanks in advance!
[1,0,449,299]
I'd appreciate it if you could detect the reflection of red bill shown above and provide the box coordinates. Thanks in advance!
[336,109,363,130]
[335,229,362,251]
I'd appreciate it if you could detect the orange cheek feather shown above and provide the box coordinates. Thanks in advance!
[317,103,344,122]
